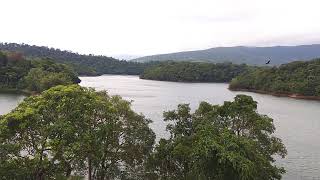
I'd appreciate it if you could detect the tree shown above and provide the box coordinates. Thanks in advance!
[23,68,75,92]
[0,51,8,66]
[0,85,155,180]
[149,95,287,180]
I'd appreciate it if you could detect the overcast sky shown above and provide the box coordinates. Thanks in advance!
[1,0,320,57]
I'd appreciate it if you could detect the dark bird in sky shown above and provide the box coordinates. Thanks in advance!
[266,60,271,64]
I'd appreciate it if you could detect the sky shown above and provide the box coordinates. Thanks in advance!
[1,0,320,58]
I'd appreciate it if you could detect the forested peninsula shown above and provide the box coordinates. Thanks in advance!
[0,51,80,94]
[229,59,320,99]
[140,61,249,82]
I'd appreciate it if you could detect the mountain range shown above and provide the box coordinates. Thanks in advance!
[133,44,320,65]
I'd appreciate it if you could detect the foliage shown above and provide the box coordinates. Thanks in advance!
[0,51,8,66]
[0,51,80,93]
[0,43,160,76]
[140,61,249,82]
[23,60,80,92]
[0,51,31,89]
[229,59,320,96]
[148,95,287,180]
[0,85,155,180]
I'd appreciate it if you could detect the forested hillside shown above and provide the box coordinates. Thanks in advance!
[229,58,320,97]
[140,61,249,82]
[0,51,80,93]
[0,43,158,75]
[134,44,320,65]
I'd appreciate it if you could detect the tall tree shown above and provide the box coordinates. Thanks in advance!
[0,85,155,179]
[149,95,287,180]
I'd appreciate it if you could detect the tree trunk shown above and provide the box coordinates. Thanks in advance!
[35,169,44,180]
[88,157,92,180]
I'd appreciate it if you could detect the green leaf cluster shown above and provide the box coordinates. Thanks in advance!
[0,85,287,179]
[0,51,80,93]
[148,95,287,180]
[0,85,155,179]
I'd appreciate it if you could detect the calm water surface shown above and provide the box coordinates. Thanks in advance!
[0,93,25,115]
[80,75,320,180]
[1,75,320,179]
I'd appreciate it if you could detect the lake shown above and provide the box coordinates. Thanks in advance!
[79,75,320,180]
[1,75,320,179]
[0,93,25,115]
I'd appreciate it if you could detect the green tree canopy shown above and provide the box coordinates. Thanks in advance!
[148,95,287,180]
[0,85,155,180]
[23,60,80,92]
[0,51,80,93]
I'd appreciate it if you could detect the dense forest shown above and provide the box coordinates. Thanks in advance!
[229,58,320,97]
[0,85,286,180]
[0,43,159,75]
[140,61,249,82]
[0,51,80,93]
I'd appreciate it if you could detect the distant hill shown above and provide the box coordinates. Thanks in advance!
[133,45,320,65]
[0,43,153,75]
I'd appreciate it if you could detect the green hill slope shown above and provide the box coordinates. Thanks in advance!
[0,43,156,75]
[134,45,320,65]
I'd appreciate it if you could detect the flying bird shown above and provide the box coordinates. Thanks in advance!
[266,60,271,64]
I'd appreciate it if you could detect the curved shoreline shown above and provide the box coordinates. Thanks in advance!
[140,77,320,101]
[229,88,320,101]
[0,88,34,96]
[139,76,228,83]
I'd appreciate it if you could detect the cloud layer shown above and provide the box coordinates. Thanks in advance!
[1,0,319,56]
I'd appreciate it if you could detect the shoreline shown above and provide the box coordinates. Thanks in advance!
[229,88,320,101]
[139,77,228,83]
[0,88,34,96]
